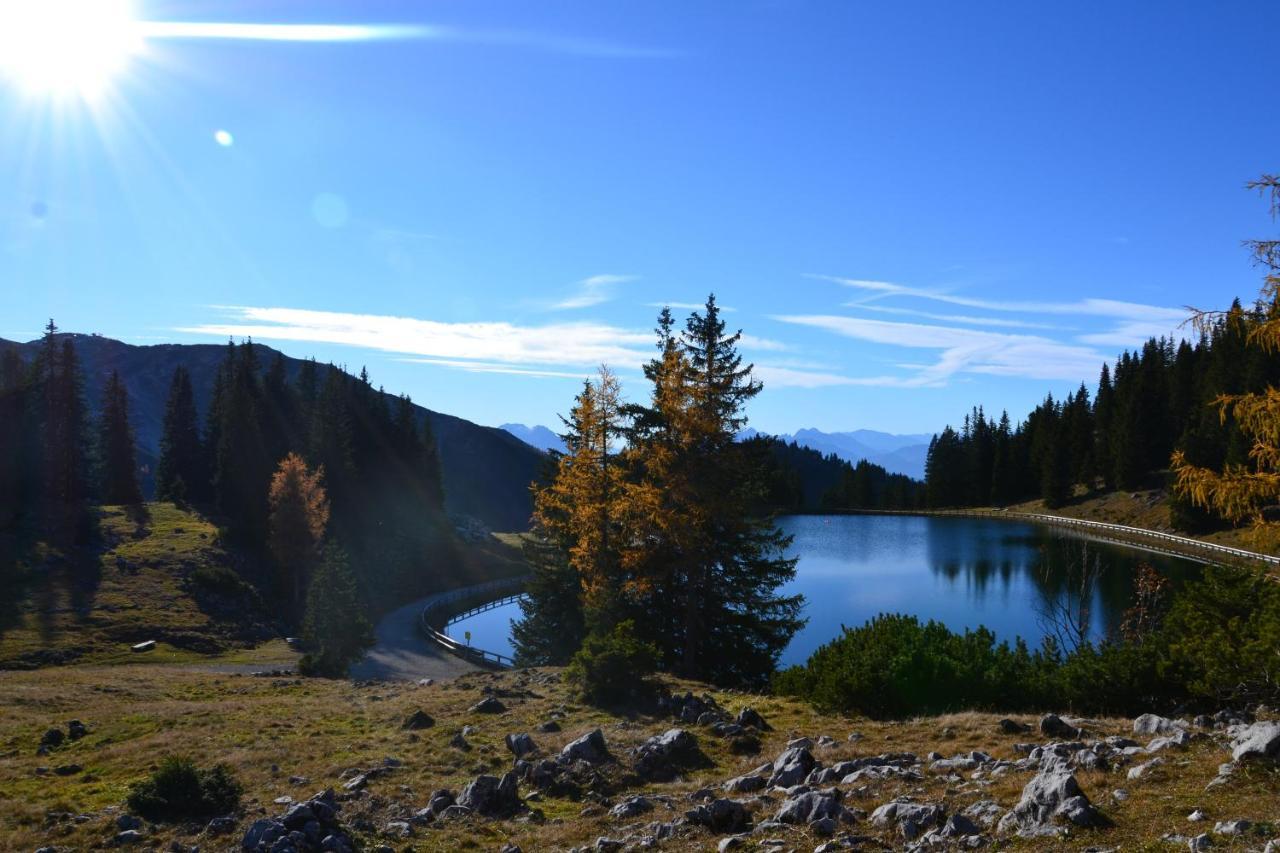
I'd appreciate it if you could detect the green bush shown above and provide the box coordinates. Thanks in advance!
[774,564,1280,718]
[299,543,373,677]
[126,756,242,821]
[189,564,248,595]
[565,620,658,705]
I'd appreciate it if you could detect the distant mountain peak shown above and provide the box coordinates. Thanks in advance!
[743,426,934,480]
[501,423,565,454]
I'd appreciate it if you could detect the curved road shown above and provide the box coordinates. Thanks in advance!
[349,592,481,682]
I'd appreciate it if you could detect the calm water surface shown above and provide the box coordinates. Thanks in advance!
[447,514,1204,667]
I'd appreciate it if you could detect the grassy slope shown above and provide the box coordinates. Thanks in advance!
[0,503,277,669]
[1,665,1277,851]
[1004,480,1271,555]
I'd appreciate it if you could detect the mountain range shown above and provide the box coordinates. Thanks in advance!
[1,334,546,531]
[501,423,934,480]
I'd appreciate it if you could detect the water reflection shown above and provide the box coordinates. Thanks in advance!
[447,515,1205,669]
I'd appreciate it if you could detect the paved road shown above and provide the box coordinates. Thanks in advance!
[349,592,480,682]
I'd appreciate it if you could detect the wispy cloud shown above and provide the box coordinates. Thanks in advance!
[180,306,855,389]
[773,314,1106,387]
[554,274,641,310]
[850,303,1060,330]
[136,20,676,58]
[181,306,653,369]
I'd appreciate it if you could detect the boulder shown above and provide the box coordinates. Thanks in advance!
[776,789,842,825]
[401,710,435,730]
[609,795,655,819]
[999,718,1031,735]
[997,765,1106,836]
[686,798,750,833]
[241,818,286,850]
[504,733,538,759]
[536,720,561,733]
[1230,721,1280,763]
[735,707,771,731]
[1134,713,1185,736]
[633,728,701,780]
[39,728,64,750]
[767,746,816,787]
[206,816,237,836]
[456,771,521,817]
[67,720,88,740]
[870,801,944,840]
[470,697,507,714]
[723,773,766,793]
[1039,714,1081,739]
[559,729,609,765]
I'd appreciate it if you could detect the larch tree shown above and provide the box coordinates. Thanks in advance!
[96,370,142,506]
[1173,175,1280,550]
[268,452,330,615]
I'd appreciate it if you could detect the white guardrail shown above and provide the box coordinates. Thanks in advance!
[852,508,1280,566]
[419,576,529,669]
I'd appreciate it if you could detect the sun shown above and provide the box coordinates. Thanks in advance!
[0,0,142,101]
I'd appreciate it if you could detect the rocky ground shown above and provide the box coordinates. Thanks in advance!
[2,665,1278,852]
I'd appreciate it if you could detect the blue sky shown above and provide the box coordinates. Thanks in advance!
[2,1,1277,435]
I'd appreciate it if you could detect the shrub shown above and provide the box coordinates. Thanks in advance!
[565,620,658,705]
[189,564,247,595]
[126,756,242,821]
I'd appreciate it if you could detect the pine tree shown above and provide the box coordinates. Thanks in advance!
[155,367,204,503]
[0,347,27,529]
[644,296,803,684]
[96,370,142,505]
[211,341,272,540]
[299,542,373,677]
[37,328,90,542]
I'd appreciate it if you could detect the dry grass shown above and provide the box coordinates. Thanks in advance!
[1,665,1276,851]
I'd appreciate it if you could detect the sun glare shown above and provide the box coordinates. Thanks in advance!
[0,0,141,101]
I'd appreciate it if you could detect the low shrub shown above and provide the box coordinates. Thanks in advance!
[565,619,658,706]
[189,564,248,595]
[774,563,1280,718]
[126,756,242,821]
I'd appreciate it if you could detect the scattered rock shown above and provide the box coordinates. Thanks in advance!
[536,720,562,733]
[1214,819,1252,835]
[505,732,538,759]
[686,798,750,833]
[1128,757,1165,781]
[67,720,88,740]
[870,801,944,840]
[39,728,64,750]
[1039,713,1081,739]
[735,707,771,731]
[633,728,702,780]
[776,789,842,825]
[206,815,237,835]
[470,697,507,714]
[1134,713,1185,736]
[457,771,522,817]
[560,729,609,765]
[998,765,1107,836]
[999,718,1031,735]
[449,732,470,751]
[113,829,146,845]
[116,815,142,831]
[609,795,655,819]
[767,746,816,787]
[402,710,435,730]
[1230,721,1280,763]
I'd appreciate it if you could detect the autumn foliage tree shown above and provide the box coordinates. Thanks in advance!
[268,453,329,615]
[1173,175,1280,550]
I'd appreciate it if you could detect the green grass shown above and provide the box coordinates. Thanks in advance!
[0,503,275,669]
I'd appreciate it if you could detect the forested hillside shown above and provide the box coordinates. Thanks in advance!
[0,333,544,531]
[922,299,1280,533]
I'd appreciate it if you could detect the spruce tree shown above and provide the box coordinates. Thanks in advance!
[37,329,90,542]
[299,542,373,676]
[96,370,142,505]
[155,367,204,503]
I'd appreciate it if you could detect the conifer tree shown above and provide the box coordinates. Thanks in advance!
[0,347,27,529]
[268,453,329,615]
[155,366,204,503]
[96,370,142,505]
[36,327,90,541]
[299,542,373,676]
